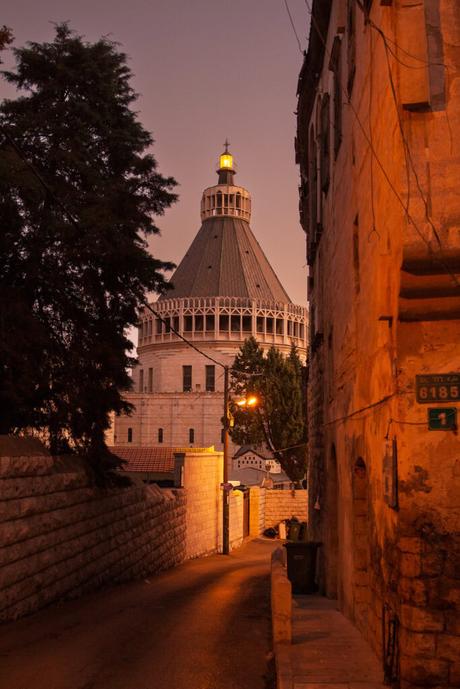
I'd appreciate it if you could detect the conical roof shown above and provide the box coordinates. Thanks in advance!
[160,216,291,303]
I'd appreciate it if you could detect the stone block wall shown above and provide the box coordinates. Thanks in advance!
[0,455,186,623]
[229,491,244,550]
[264,490,308,528]
[393,520,460,689]
[249,486,266,536]
[174,451,223,559]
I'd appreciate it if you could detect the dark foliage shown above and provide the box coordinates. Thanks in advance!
[0,24,177,461]
[229,337,307,481]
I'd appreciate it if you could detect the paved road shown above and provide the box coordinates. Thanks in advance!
[0,538,278,689]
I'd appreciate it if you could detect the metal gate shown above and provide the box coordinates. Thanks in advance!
[243,489,250,538]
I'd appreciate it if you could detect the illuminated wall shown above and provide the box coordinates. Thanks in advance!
[296,1,460,686]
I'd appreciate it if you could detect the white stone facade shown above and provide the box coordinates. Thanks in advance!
[112,151,308,475]
[114,312,307,462]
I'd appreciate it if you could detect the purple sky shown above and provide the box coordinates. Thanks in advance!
[2,0,310,307]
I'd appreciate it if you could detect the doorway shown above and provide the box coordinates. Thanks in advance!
[352,457,370,630]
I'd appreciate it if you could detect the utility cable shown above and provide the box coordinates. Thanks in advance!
[283,0,304,55]
[143,303,228,369]
[143,303,267,377]
[0,124,80,232]
[322,392,397,427]
[303,0,459,287]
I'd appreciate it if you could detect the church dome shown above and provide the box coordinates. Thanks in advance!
[160,144,290,303]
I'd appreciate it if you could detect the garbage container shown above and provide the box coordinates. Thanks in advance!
[287,521,301,541]
[283,541,321,594]
[299,521,308,541]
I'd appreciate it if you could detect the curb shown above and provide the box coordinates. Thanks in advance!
[271,547,294,689]
[274,641,293,689]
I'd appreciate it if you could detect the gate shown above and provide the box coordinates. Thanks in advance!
[243,489,250,537]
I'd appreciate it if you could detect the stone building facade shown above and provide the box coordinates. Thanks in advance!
[113,148,308,480]
[296,1,460,687]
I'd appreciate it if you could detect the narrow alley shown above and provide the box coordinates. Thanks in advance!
[0,538,277,689]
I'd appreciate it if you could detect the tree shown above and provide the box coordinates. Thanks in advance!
[0,26,13,56]
[229,337,307,481]
[0,25,177,470]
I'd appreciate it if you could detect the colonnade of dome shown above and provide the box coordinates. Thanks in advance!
[138,296,307,352]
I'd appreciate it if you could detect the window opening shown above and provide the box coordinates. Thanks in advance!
[183,365,192,392]
[231,315,240,332]
[242,316,252,332]
[206,365,216,392]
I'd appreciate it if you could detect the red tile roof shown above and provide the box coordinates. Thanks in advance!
[111,446,215,474]
[112,447,175,474]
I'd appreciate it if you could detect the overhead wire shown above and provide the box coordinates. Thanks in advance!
[143,303,229,369]
[322,392,397,427]
[354,2,456,256]
[142,303,267,379]
[2,72,309,464]
[364,8,459,286]
[1,124,80,232]
[283,0,305,55]
[1,124,266,376]
[367,22,380,242]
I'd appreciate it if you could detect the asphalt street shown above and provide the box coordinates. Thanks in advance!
[0,538,278,689]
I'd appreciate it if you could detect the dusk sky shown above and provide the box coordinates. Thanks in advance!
[2,0,311,307]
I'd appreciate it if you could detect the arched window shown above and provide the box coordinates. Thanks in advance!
[158,428,163,444]
[352,456,370,630]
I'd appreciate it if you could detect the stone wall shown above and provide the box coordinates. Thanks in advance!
[296,1,460,686]
[249,486,266,536]
[229,491,244,550]
[174,451,223,559]
[264,490,308,528]
[0,454,186,623]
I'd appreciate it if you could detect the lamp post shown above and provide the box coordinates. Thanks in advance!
[222,374,260,555]
[222,365,230,554]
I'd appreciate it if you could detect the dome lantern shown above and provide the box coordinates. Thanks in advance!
[201,141,251,221]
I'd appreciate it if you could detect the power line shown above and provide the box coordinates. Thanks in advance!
[322,392,397,427]
[0,124,80,232]
[355,0,449,71]
[303,0,459,287]
[143,303,228,369]
[283,0,304,55]
[142,303,267,378]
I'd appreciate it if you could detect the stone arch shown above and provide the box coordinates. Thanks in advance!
[352,456,370,629]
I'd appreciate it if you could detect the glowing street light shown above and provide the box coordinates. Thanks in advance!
[236,395,259,408]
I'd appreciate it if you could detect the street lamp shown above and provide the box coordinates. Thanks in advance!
[222,369,260,555]
[236,395,259,407]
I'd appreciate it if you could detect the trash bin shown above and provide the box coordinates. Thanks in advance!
[283,541,321,594]
[299,521,308,541]
[287,521,301,541]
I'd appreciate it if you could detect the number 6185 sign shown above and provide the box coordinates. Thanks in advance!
[416,374,460,403]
